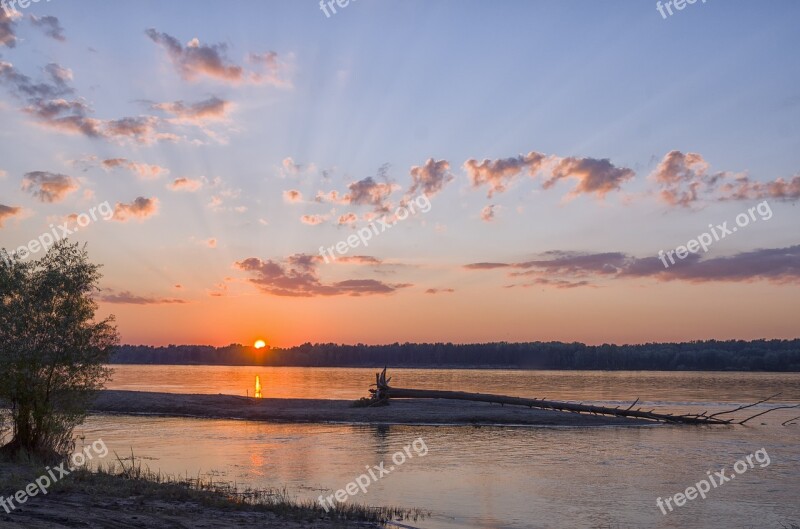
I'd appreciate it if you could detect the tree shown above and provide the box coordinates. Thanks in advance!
[0,241,118,458]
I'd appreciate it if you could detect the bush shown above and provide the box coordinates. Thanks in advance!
[0,241,119,458]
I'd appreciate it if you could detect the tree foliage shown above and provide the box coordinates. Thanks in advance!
[0,241,119,457]
[111,339,800,371]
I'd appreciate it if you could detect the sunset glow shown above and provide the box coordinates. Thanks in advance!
[0,2,797,348]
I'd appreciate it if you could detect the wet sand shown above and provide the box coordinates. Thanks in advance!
[89,390,650,426]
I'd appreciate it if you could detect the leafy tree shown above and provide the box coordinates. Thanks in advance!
[0,241,118,458]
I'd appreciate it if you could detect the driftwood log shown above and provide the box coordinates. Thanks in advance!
[368,368,798,425]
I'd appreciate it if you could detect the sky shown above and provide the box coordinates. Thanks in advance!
[1,0,799,347]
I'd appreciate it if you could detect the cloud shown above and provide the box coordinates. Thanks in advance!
[146,29,243,83]
[234,254,410,297]
[283,189,303,203]
[29,15,65,42]
[112,197,159,222]
[408,158,453,197]
[152,96,232,124]
[510,278,592,289]
[465,150,634,200]
[99,290,187,304]
[0,61,72,101]
[168,177,203,192]
[465,151,546,197]
[301,214,327,225]
[315,166,397,214]
[146,29,289,86]
[466,247,800,286]
[651,151,800,206]
[621,246,800,284]
[717,174,800,202]
[280,157,316,176]
[247,51,291,87]
[650,150,712,207]
[0,60,183,144]
[337,255,383,265]
[315,190,346,204]
[480,204,496,222]
[0,8,18,48]
[543,156,635,199]
[102,158,169,180]
[205,180,244,212]
[282,157,302,175]
[103,115,177,144]
[463,262,511,270]
[208,281,228,297]
[21,171,79,203]
[346,176,397,212]
[337,212,358,225]
[0,204,23,227]
[425,288,455,294]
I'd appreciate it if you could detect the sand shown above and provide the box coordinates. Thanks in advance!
[89,390,650,426]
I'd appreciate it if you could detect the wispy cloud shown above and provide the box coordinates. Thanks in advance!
[21,171,79,203]
[152,96,232,125]
[651,150,800,206]
[466,247,800,286]
[146,29,290,86]
[102,158,169,180]
[0,8,18,48]
[99,289,187,304]
[235,254,411,297]
[168,177,204,192]
[29,15,66,42]
[0,204,23,227]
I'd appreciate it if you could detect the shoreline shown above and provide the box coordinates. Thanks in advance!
[89,390,652,426]
[107,363,797,372]
[0,461,388,529]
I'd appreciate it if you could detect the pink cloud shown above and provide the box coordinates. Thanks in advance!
[112,197,159,222]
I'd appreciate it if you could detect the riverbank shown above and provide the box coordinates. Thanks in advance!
[0,458,411,529]
[89,390,650,426]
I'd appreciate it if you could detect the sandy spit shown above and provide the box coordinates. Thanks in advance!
[89,390,651,427]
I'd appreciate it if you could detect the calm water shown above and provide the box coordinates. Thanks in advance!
[84,367,800,529]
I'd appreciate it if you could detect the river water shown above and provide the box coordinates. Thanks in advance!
[76,366,800,529]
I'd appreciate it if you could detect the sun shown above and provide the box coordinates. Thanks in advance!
[254,340,267,349]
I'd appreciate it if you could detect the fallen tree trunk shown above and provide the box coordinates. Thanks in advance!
[368,368,797,425]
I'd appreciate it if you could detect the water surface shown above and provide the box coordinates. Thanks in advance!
[88,367,800,529]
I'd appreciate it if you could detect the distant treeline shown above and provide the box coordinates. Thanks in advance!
[110,339,800,371]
